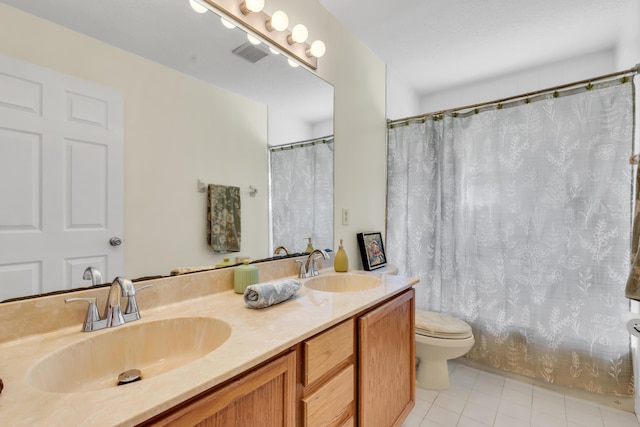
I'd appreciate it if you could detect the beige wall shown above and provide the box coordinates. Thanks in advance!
[0,1,388,275]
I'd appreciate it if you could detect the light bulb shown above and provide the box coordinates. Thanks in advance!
[287,59,300,68]
[240,0,264,14]
[189,0,208,14]
[247,34,261,45]
[220,17,236,29]
[307,40,326,58]
[269,47,280,55]
[287,24,308,44]
[266,11,288,32]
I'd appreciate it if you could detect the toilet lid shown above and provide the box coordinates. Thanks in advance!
[415,310,473,339]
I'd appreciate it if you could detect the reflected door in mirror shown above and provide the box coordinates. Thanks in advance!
[0,55,124,300]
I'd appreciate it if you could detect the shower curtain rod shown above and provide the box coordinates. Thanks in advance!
[388,64,639,126]
[268,134,334,151]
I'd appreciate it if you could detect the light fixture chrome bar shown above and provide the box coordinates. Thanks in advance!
[200,0,318,70]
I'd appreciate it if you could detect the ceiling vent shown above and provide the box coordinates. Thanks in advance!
[232,42,269,63]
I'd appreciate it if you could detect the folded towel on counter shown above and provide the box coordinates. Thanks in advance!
[207,184,241,253]
[243,279,302,309]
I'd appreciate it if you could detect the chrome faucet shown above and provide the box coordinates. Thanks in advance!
[83,266,102,286]
[274,245,290,256]
[296,249,329,278]
[65,276,153,332]
[104,277,136,327]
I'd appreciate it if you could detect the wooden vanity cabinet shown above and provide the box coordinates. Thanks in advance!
[139,350,297,427]
[299,287,415,427]
[139,288,414,427]
[358,288,415,427]
[299,318,356,427]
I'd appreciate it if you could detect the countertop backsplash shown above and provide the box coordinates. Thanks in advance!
[0,254,317,344]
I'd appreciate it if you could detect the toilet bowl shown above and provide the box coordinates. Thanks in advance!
[415,309,474,390]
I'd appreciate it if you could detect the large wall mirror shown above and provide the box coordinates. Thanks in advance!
[0,0,333,300]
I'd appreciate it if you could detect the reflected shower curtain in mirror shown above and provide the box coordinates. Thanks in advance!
[270,140,333,253]
[386,80,635,395]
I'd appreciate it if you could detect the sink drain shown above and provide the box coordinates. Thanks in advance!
[117,369,142,386]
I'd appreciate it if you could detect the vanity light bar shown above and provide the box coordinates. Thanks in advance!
[194,0,323,70]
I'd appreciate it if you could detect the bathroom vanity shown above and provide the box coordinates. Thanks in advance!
[0,258,417,426]
[140,289,414,427]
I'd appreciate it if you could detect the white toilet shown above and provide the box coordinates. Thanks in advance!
[415,309,475,390]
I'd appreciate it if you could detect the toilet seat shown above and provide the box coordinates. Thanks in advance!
[415,309,472,340]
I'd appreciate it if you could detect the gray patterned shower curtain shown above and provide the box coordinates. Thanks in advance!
[387,79,635,395]
[270,140,333,253]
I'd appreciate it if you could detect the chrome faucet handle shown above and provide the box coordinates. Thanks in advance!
[309,254,327,277]
[123,283,154,322]
[65,297,106,332]
[295,259,309,278]
[309,255,324,277]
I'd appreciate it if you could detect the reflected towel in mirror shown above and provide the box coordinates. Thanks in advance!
[243,279,302,309]
[207,184,241,253]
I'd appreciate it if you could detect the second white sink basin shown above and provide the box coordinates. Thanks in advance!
[28,316,231,393]
[304,274,382,292]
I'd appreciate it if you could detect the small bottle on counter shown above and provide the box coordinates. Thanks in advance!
[304,237,314,253]
[215,257,234,268]
[234,260,259,294]
[334,239,349,272]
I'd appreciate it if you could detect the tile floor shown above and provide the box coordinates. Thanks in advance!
[402,362,640,427]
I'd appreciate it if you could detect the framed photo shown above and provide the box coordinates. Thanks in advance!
[357,232,387,271]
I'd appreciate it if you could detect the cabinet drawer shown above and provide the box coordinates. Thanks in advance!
[304,318,354,386]
[303,364,354,427]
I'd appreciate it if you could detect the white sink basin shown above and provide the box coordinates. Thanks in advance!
[304,274,382,292]
[28,316,231,393]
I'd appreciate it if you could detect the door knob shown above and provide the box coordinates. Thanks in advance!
[109,237,122,246]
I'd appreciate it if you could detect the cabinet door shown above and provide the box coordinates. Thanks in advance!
[141,351,296,427]
[358,289,415,427]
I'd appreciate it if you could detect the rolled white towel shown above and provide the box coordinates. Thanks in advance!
[243,279,302,309]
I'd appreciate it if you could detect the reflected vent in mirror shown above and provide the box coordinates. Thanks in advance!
[232,42,269,63]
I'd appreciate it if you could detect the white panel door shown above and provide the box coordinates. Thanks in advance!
[0,54,123,300]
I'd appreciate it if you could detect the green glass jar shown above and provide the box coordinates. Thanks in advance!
[234,260,259,294]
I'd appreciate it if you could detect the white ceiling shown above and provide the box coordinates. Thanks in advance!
[4,0,635,119]
[319,0,635,96]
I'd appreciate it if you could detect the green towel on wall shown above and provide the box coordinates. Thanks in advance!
[207,184,241,253]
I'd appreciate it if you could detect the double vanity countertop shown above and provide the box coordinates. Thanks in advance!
[0,264,417,426]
